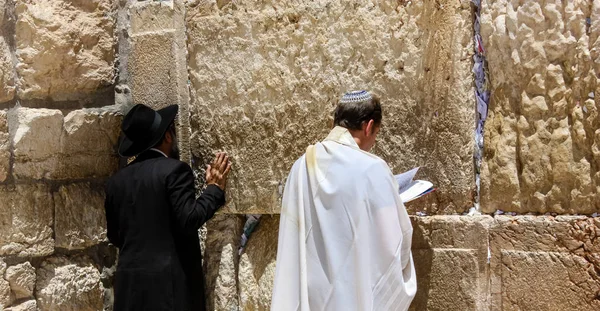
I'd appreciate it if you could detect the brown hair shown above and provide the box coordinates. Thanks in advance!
[333,94,382,131]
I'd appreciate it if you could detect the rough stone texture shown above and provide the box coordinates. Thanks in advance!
[0,0,16,103]
[187,0,476,214]
[54,183,107,250]
[203,214,243,311]
[0,35,15,104]
[14,0,115,101]
[58,107,121,179]
[0,110,9,182]
[490,216,600,311]
[9,107,63,180]
[9,107,121,180]
[4,300,37,311]
[0,259,13,308]
[0,184,54,257]
[5,262,36,299]
[410,216,492,311]
[128,0,192,163]
[238,215,278,311]
[202,215,600,310]
[36,256,104,311]
[480,0,600,214]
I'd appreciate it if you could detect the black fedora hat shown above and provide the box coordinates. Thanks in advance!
[118,104,179,157]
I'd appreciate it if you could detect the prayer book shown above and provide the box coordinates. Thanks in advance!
[395,167,436,203]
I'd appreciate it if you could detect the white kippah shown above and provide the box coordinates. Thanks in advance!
[339,90,372,104]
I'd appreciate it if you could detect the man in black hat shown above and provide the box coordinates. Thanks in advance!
[104,104,231,311]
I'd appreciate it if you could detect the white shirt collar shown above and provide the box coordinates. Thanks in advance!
[149,148,168,158]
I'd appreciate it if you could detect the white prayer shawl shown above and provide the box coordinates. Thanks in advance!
[271,126,417,311]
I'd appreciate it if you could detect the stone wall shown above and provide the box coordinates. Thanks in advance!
[481,0,600,214]
[0,0,598,310]
[186,0,476,215]
[205,215,600,311]
[188,0,600,310]
[0,0,120,310]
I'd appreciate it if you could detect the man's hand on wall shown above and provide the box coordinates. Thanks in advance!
[206,152,232,190]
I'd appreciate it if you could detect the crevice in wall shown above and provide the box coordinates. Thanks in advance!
[471,0,489,214]
[0,88,117,111]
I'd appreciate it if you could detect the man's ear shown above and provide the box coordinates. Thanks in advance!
[165,130,173,144]
[365,119,375,136]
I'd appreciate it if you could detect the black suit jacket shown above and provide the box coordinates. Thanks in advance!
[105,150,225,311]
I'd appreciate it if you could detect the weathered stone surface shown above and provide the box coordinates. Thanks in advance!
[128,1,186,109]
[490,216,600,311]
[411,215,493,250]
[5,262,36,299]
[187,0,476,214]
[129,32,178,110]
[410,216,492,310]
[0,184,54,257]
[0,110,9,182]
[36,256,104,311]
[126,0,192,163]
[9,107,120,180]
[54,183,107,250]
[130,1,176,35]
[410,249,483,311]
[203,214,243,311]
[9,107,63,179]
[4,300,37,311]
[480,0,600,214]
[0,36,15,103]
[14,0,115,101]
[238,215,278,311]
[57,107,121,179]
[0,259,13,308]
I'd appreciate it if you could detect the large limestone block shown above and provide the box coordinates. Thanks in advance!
[5,262,36,299]
[0,259,13,308]
[9,108,63,180]
[238,215,278,311]
[410,249,483,311]
[129,31,179,110]
[9,107,120,180]
[0,110,9,182]
[130,1,176,35]
[410,216,492,310]
[490,216,600,311]
[480,0,600,214]
[14,0,115,101]
[187,0,476,214]
[498,251,599,311]
[36,256,104,311]
[0,184,54,257]
[57,107,121,179]
[203,214,243,311]
[123,0,192,163]
[0,36,15,103]
[128,1,189,109]
[54,183,107,250]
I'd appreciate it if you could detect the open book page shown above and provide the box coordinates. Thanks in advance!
[395,167,419,193]
[394,167,435,203]
[399,180,434,203]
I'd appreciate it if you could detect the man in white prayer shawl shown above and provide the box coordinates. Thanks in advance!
[271,90,417,311]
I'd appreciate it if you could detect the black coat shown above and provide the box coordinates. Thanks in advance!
[104,150,225,311]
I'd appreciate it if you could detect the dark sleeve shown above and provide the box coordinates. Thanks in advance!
[166,161,226,234]
[104,181,122,248]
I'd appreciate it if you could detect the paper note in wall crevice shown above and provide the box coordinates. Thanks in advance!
[394,167,435,203]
